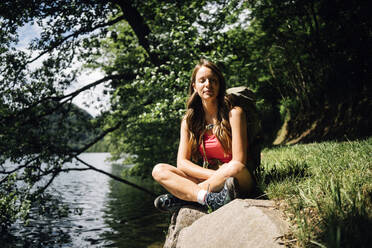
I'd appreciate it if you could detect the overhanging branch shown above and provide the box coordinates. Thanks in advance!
[27,15,126,64]
[5,73,134,125]
[75,156,156,197]
[71,122,122,156]
[60,73,134,103]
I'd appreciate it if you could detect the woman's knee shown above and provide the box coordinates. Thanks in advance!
[218,161,254,195]
[224,161,245,178]
[152,163,170,182]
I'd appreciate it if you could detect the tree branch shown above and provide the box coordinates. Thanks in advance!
[71,122,122,156]
[60,73,134,103]
[0,155,42,185]
[60,167,90,172]
[34,169,60,196]
[112,0,162,66]
[75,156,156,197]
[3,73,133,126]
[27,15,126,64]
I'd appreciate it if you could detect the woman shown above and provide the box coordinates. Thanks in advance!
[152,59,255,212]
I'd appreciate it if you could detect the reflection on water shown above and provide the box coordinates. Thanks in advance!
[1,153,169,248]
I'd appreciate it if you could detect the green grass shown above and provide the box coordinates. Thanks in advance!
[258,137,372,247]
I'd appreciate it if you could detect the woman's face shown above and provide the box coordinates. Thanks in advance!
[193,66,220,101]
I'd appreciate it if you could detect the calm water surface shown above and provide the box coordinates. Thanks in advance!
[2,153,170,248]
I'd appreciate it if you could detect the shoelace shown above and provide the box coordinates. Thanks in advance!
[206,186,228,210]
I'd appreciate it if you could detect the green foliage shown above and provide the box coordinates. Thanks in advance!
[0,0,370,234]
[86,135,114,152]
[0,103,95,231]
[0,174,30,232]
[247,0,370,112]
[95,1,257,174]
[259,138,372,247]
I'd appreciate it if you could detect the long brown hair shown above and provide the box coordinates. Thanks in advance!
[185,59,232,161]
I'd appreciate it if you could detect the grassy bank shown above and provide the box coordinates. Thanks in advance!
[258,137,372,247]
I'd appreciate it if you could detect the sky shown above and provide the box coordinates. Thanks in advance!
[17,23,107,117]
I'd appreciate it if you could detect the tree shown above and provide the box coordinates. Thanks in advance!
[243,0,371,142]
[0,0,255,231]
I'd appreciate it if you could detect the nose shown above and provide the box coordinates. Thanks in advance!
[205,79,211,86]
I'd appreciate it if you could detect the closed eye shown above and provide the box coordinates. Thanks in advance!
[198,77,218,84]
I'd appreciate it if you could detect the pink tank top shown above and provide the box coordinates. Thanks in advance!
[198,133,232,164]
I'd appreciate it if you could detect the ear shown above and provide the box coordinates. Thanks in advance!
[192,82,196,92]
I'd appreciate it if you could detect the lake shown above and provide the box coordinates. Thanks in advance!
[1,153,170,248]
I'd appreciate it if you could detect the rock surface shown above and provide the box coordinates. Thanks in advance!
[164,199,289,248]
[163,205,208,248]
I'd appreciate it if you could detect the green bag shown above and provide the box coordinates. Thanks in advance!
[226,86,262,175]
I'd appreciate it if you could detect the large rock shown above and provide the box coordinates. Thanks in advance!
[164,205,208,248]
[164,199,289,248]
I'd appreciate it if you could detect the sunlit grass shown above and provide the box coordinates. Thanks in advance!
[258,137,372,247]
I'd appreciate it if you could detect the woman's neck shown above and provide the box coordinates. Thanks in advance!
[202,99,218,125]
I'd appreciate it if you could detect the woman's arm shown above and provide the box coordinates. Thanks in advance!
[177,118,215,180]
[228,106,248,167]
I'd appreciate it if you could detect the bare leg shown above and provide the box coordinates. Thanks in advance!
[152,162,255,203]
[152,163,202,202]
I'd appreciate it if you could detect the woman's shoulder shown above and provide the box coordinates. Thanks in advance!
[229,106,245,118]
[181,116,189,130]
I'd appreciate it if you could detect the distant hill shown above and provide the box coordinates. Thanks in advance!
[39,103,101,152]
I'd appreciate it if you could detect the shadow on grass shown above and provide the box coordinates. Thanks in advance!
[249,160,310,200]
[259,160,310,186]
[320,212,372,248]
